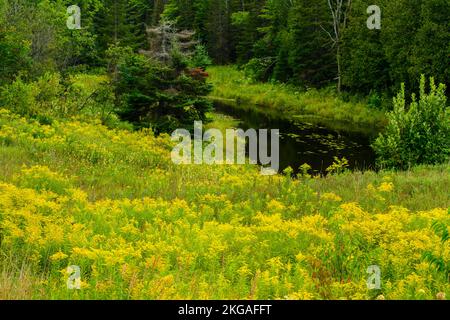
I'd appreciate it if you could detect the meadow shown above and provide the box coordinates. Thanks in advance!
[0,108,449,300]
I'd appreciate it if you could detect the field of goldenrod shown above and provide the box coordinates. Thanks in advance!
[0,108,448,300]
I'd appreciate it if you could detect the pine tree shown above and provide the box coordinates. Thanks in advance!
[230,1,262,65]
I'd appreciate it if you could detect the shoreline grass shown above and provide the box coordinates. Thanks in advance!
[207,66,387,134]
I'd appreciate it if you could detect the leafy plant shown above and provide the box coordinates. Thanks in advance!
[367,91,382,110]
[298,163,312,178]
[422,220,449,281]
[326,157,349,175]
[373,76,450,169]
[243,58,275,82]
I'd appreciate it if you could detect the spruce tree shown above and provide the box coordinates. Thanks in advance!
[117,21,212,133]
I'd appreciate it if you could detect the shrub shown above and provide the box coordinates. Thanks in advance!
[0,72,115,121]
[0,76,38,116]
[65,73,116,122]
[0,31,32,86]
[373,76,449,169]
[367,91,382,110]
[243,57,275,82]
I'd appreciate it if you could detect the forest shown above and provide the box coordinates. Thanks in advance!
[0,0,449,301]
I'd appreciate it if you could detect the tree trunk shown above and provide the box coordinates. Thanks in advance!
[337,44,342,94]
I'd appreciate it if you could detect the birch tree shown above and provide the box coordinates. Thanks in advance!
[322,0,352,93]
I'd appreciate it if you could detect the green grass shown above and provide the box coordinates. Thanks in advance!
[205,112,240,134]
[207,66,387,134]
[304,164,450,212]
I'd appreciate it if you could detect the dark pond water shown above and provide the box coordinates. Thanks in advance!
[213,101,377,175]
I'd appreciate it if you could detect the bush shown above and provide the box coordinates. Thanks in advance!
[65,73,116,122]
[0,72,115,121]
[367,91,382,110]
[0,76,39,116]
[0,31,32,86]
[243,57,275,82]
[373,76,450,169]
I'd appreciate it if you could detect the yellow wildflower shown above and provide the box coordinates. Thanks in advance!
[321,192,342,202]
[50,251,68,261]
[378,182,394,192]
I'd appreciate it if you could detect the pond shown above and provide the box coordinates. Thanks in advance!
[213,101,377,175]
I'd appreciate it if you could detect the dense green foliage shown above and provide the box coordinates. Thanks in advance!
[163,0,449,95]
[1,0,448,112]
[0,72,116,122]
[373,76,449,169]
[0,0,448,161]
[0,0,212,133]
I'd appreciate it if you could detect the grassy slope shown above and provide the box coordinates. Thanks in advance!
[207,66,387,133]
[0,109,449,299]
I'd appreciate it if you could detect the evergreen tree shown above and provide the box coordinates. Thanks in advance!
[205,0,237,64]
[94,0,147,54]
[117,22,212,133]
[409,0,450,90]
[342,0,389,93]
[229,0,264,65]
[287,0,335,87]
[382,0,423,92]
[251,0,291,80]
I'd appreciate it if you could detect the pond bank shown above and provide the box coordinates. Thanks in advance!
[207,66,387,135]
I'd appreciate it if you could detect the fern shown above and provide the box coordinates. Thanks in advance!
[422,220,450,279]
[431,221,450,243]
